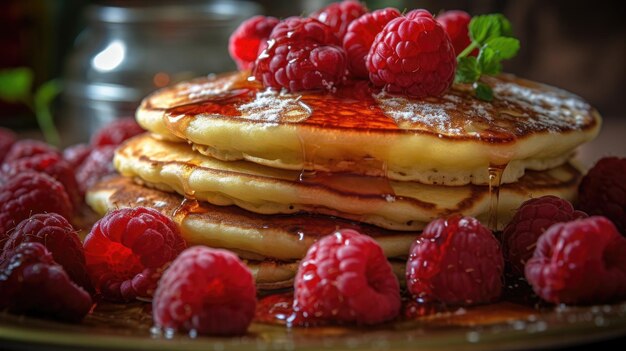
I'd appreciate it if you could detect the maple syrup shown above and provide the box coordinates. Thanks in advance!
[173,198,207,224]
[254,291,538,327]
[487,163,508,230]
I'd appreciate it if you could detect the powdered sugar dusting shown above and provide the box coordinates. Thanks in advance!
[182,73,240,101]
[374,92,490,135]
[493,81,591,132]
[237,89,310,123]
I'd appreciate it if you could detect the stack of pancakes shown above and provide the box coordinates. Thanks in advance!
[87,71,600,290]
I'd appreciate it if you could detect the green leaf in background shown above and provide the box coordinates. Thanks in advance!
[0,67,62,146]
[455,57,480,83]
[485,37,520,60]
[475,82,494,101]
[0,68,33,103]
[34,80,62,146]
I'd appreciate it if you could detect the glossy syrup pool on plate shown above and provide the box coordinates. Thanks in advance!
[2,289,625,350]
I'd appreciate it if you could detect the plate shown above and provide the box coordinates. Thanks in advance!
[1,299,625,351]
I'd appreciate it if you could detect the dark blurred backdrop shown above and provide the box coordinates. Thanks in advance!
[1,0,624,138]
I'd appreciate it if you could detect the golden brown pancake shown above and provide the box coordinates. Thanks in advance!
[137,71,600,185]
[87,176,417,261]
[87,176,412,289]
[114,134,582,231]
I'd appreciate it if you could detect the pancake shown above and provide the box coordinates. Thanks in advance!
[244,259,407,290]
[114,134,582,231]
[87,176,417,261]
[137,71,600,186]
[87,176,411,289]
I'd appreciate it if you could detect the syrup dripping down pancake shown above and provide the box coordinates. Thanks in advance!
[137,71,599,186]
[114,134,582,231]
[87,176,410,290]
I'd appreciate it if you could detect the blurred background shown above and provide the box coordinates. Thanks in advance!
[0,0,624,146]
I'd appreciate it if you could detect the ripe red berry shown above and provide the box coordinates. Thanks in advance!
[3,139,60,163]
[310,0,368,40]
[436,10,477,56]
[63,143,93,170]
[229,15,280,70]
[366,9,457,98]
[83,207,186,302]
[75,145,116,195]
[254,17,347,92]
[0,172,72,242]
[503,196,587,276]
[406,215,504,306]
[1,213,92,292]
[343,7,401,78]
[153,246,256,336]
[2,152,81,209]
[578,157,626,234]
[90,117,145,147]
[293,229,401,325]
[525,216,626,304]
[0,242,92,322]
[0,127,17,163]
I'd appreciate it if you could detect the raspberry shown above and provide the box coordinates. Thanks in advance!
[270,16,341,45]
[254,17,347,92]
[578,157,626,233]
[0,242,92,322]
[310,0,368,40]
[436,10,477,56]
[0,127,17,163]
[153,246,256,336]
[525,216,626,304]
[343,8,401,78]
[83,207,186,302]
[0,172,72,242]
[75,145,116,195]
[2,152,81,209]
[406,215,504,305]
[90,117,145,147]
[293,229,401,325]
[1,213,92,292]
[3,139,60,163]
[63,143,93,170]
[229,15,279,70]
[503,196,588,276]
[366,9,457,98]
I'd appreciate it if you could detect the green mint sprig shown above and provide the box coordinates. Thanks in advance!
[454,14,520,101]
[0,67,61,146]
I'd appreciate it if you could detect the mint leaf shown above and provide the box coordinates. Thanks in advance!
[469,14,515,45]
[474,82,493,101]
[496,14,513,37]
[469,15,501,44]
[455,57,480,83]
[0,67,33,102]
[456,13,520,101]
[477,47,501,75]
[485,37,520,59]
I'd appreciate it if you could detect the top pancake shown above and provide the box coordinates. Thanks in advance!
[137,71,600,185]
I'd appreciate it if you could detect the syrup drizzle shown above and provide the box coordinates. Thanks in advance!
[172,198,206,224]
[487,164,507,230]
[293,81,397,199]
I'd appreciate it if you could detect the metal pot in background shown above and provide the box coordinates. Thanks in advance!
[59,0,261,145]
